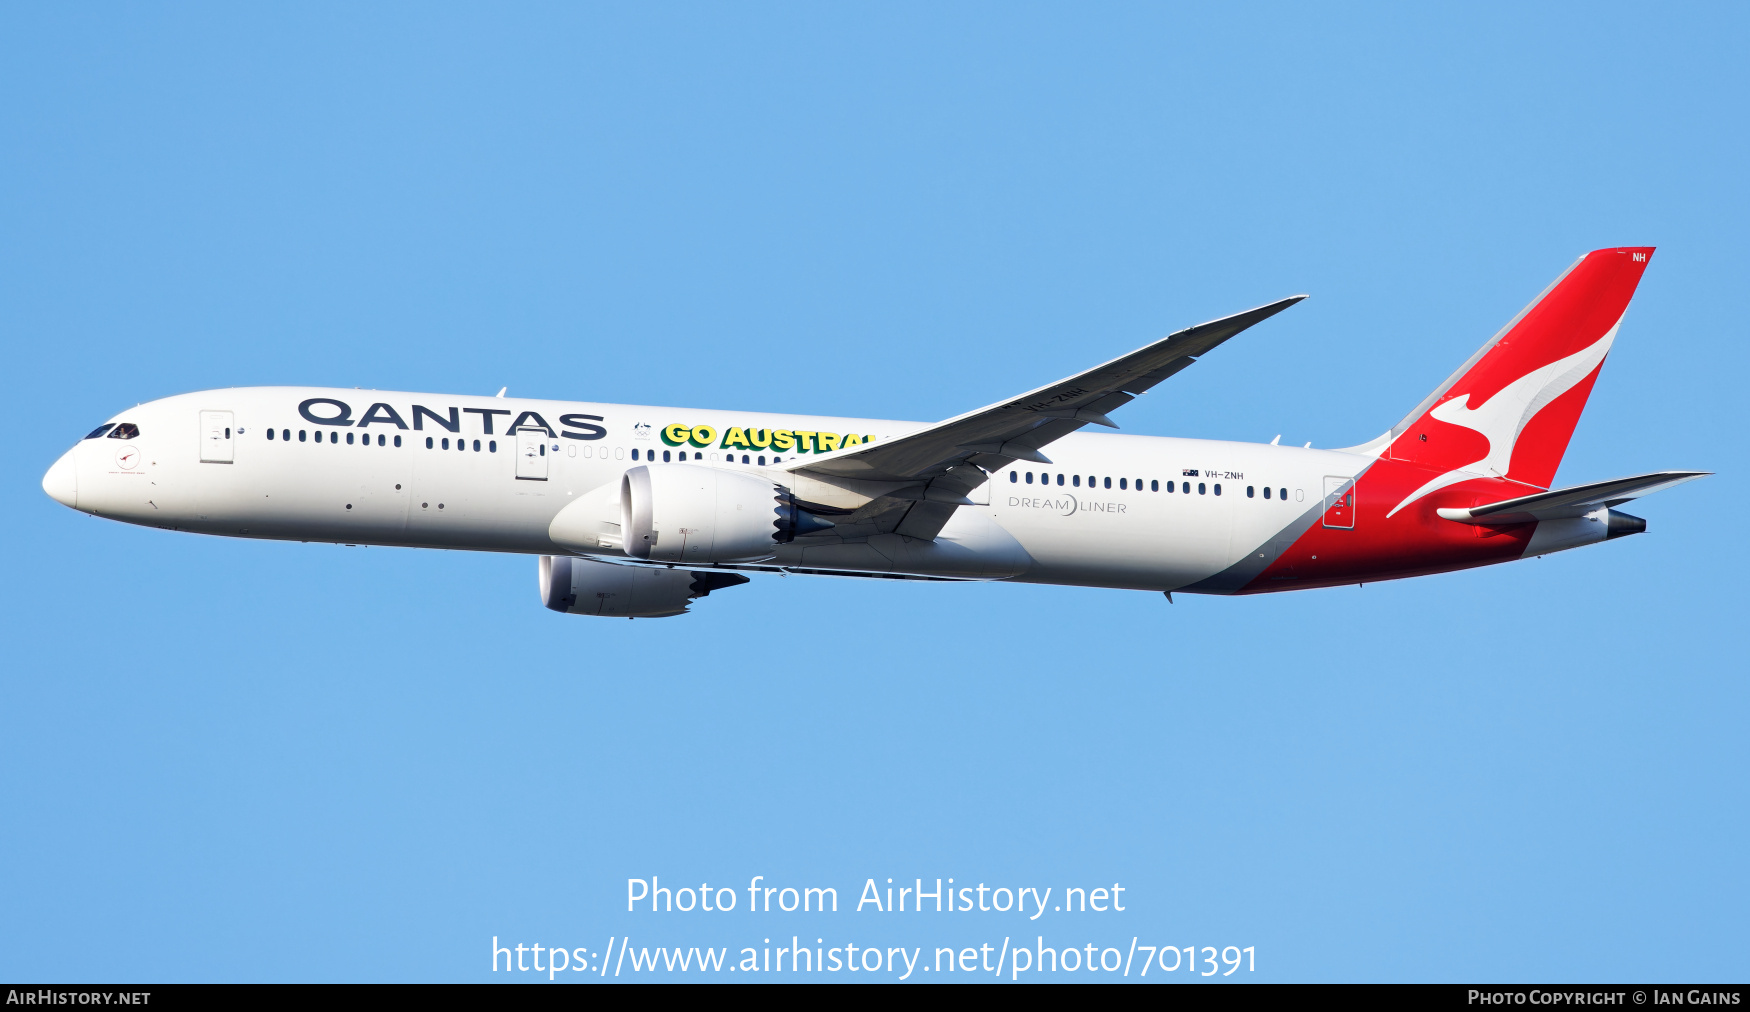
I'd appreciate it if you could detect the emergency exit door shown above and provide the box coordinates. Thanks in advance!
[199,410,234,463]
[1322,475,1355,529]
[516,428,548,480]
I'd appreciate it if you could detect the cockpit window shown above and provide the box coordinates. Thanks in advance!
[107,423,140,440]
[84,424,116,439]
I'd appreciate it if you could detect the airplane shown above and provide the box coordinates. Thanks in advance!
[41,246,1706,618]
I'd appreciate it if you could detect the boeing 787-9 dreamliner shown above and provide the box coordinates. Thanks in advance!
[42,247,1706,617]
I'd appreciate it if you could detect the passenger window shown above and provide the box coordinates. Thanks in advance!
[1281,488,1288,501]
[489,440,497,452]
[1057,474,1065,486]
[1247,486,1254,497]
[1119,478,1127,490]
[84,424,115,439]
[1198,483,1206,494]
[757,455,766,465]
[282,429,290,441]
[1010,471,1018,483]
[1072,475,1081,487]
[108,423,140,440]
[442,438,450,450]
[1025,472,1033,484]
[266,428,275,440]
[1263,486,1271,499]
[1214,484,1222,495]
[631,448,639,460]
[346,432,355,445]
[662,450,671,462]
[473,439,481,452]
[742,454,750,464]
[299,430,307,442]
[1103,477,1111,489]
[425,437,433,448]
[1151,480,1158,491]
[394,435,402,447]
[1167,481,1175,493]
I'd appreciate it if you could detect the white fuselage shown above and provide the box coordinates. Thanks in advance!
[50,386,1367,593]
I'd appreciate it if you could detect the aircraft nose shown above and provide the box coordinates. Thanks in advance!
[42,448,78,509]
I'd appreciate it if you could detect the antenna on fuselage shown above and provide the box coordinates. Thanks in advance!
[496,387,507,398]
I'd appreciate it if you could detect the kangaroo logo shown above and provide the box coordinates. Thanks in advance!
[1386,323,1618,517]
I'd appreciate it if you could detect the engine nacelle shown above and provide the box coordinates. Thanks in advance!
[620,464,833,563]
[539,555,749,619]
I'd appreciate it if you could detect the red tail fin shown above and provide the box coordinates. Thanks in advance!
[1383,247,1653,515]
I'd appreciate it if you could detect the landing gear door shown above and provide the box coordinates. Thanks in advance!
[200,410,234,463]
[516,427,549,481]
[1322,475,1355,529]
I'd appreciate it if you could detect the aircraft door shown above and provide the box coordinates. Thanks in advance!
[200,410,234,463]
[516,427,548,481]
[1322,475,1355,529]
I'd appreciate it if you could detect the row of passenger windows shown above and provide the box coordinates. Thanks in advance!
[632,448,785,465]
[256,431,1302,501]
[261,431,790,465]
[265,428,533,454]
[1015,471,1164,492]
[269,428,406,447]
[1011,470,1293,501]
[425,436,494,452]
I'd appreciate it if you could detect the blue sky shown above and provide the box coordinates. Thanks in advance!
[2,3,1745,983]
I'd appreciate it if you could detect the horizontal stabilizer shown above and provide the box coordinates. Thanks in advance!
[1436,471,1709,525]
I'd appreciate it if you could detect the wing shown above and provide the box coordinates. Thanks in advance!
[1435,471,1710,524]
[781,295,1306,541]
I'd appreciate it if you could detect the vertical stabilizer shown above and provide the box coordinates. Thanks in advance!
[1383,247,1654,516]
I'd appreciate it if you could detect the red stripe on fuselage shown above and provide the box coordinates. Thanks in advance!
[1239,457,1537,593]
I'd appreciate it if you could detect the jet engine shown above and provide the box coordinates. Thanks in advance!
[619,464,834,563]
[539,555,750,619]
